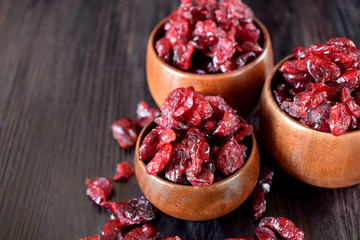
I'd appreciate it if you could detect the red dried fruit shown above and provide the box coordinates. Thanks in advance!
[113,162,135,181]
[102,219,123,240]
[187,164,214,187]
[342,88,360,117]
[103,196,157,227]
[205,95,232,119]
[293,46,313,60]
[299,100,331,133]
[216,139,246,175]
[159,237,182,240]
[123,223,159,240]
[254,227,276,240]
[138,128,160,161]
[326,37,356,51]
[212,37,237,70]
[194,19,219,47]
[183,128,210,176]
[279,60,307,82]
[158,128,177,149]
[136,101,160,128]
[146,143,173,175]
[280,101,302,118]
[86,178,113,205]
[234,123,253,142]
[252,166,274,220]
[329,103,352,136]
[193,91,214,120]
[272,84,287,105]
[335,69,359,91]
[79,234,101,240]
[155,37,173,63]
[294,90,327,117]
[305,55,341,83]
[213,109,242,138]
[111,118,138,149]
[164,143,190,183]
[165,19,191,45]
[259,217,304,240]
[173,40,196,70]
[155,115,190,131]
[161,87,194,119]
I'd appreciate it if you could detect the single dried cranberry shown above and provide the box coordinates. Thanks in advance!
[193,91,214,120]
[187,164,214,187]
[111,118,138,149]
[216,139,246,175]
[327,37,356,51]
[146,143,173,175]
[305,55,341,83]
[102,219,123,240]
[342,88,360,117]
[155,38,173,63]
[252,166,274,220]
[158,128,177,149]
[212,37,237,69]
[213,109,242,138]
[161,87,194,119]
[329,103,352,136]
[138,128,160,161]
[113,162,134,181]
[123,223,159,240]
[279,60,307,76]
[299,100,331,133]
[164,143,190,183]
[183,105,203,126]
[173,40,196,70]
[155,115,190,131]
[335,69,359,91]
[183,128,210,176]
[293,46,313,59]
[194,19,219,47]
[205,95,232,119]
[294,90,327,117]
[306,82,337,99]
[79,234,101,240]
[272,84,287,105]
[280,101,302,118]
[259,217,304,240]
[165,19,191,45]
[239,41,263,54]
[103,196,157,227]
[136,101,160,128]
[234,123,253,142]
[254,227,276,240]
[86,178,113,205]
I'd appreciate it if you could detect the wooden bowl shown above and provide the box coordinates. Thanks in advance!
[146,17,274,117]
[134,117,260,221]
[259,55,360,188]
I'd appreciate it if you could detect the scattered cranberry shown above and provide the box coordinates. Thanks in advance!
[136,101,161,128]
[155,0,263,73]
[79,234,100,240]
[275,37,360,135]
[123,223,159,240]
[102,196,157,226]
[102,219,123,240]
[254,227,276,240]
[252,166,274,220]
[260,217,304,240]
[111,118,138,149]
[86,178,113,205]
[139,87,253,187]
[113,162,135,181]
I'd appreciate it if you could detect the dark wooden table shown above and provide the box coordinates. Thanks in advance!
[1,0,359,239]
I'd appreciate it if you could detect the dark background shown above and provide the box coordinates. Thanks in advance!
[0,0,359,239]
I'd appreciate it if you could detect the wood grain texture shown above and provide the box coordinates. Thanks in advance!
[0,0,359,239]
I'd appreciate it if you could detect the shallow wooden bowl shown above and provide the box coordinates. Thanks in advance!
[259,55,360,188]
[146,17,274,117]
[134,117,260,221]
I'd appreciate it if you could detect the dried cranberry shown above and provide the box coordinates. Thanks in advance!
[294,90,327,117]
[205,95,232,119]
[280,101,302,118]
[254,227,276,240]
[183,128,210,176]
[158,128,177,149]
[216,139,246,175]
[212,37,237,70]
[305,55,341,83]
[252,166,274,220]
[213,109,242,138]
[113,162,134,181]
[335,69,359,91]
[155,38,173,63]
[329,103,352,136]
[165,19,191,45]
[123,223,159,240]
[234,123,253,142]
[299,100,331,133]
[342,88,360,117]
[164,143,190,183]
[327,37,356,51]
[103,196,157,226]
[136,101,160,128]
[79,234,101,240]
[161,87,194,119]
[111,118,138,149]
[102,219,123,240]
[138,128,160,161]
[187,164,214,187]
[146,143,173,175]
[86,178,113,205]
[155,115,190,131]
[259,217,304,240]
[272,84,287,105]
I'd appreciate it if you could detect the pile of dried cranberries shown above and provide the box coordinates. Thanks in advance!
[155,0,263,73]
[274,37,360,136]
[138,86,253,187]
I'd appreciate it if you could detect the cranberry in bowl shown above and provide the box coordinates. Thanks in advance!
[259,37,360,188]
[135,87,260,221]
[146,0,274,117]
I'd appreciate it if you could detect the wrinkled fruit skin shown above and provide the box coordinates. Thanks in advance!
[113,162,135,181]
[140,87,253,187]
[276,37,360,135]
[102,219,123,240]
[111,118,138,148]
[155,0,263,73]
[123,223,159,240]
[103,196,157,226]
[86,178,113,205]
[252,166,274,220]
[260,217,304,240]
[254,227,276,240]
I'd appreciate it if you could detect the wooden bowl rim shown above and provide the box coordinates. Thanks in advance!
[148,16,272,79]
[263,54,360,138]
[135,115,259,191]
